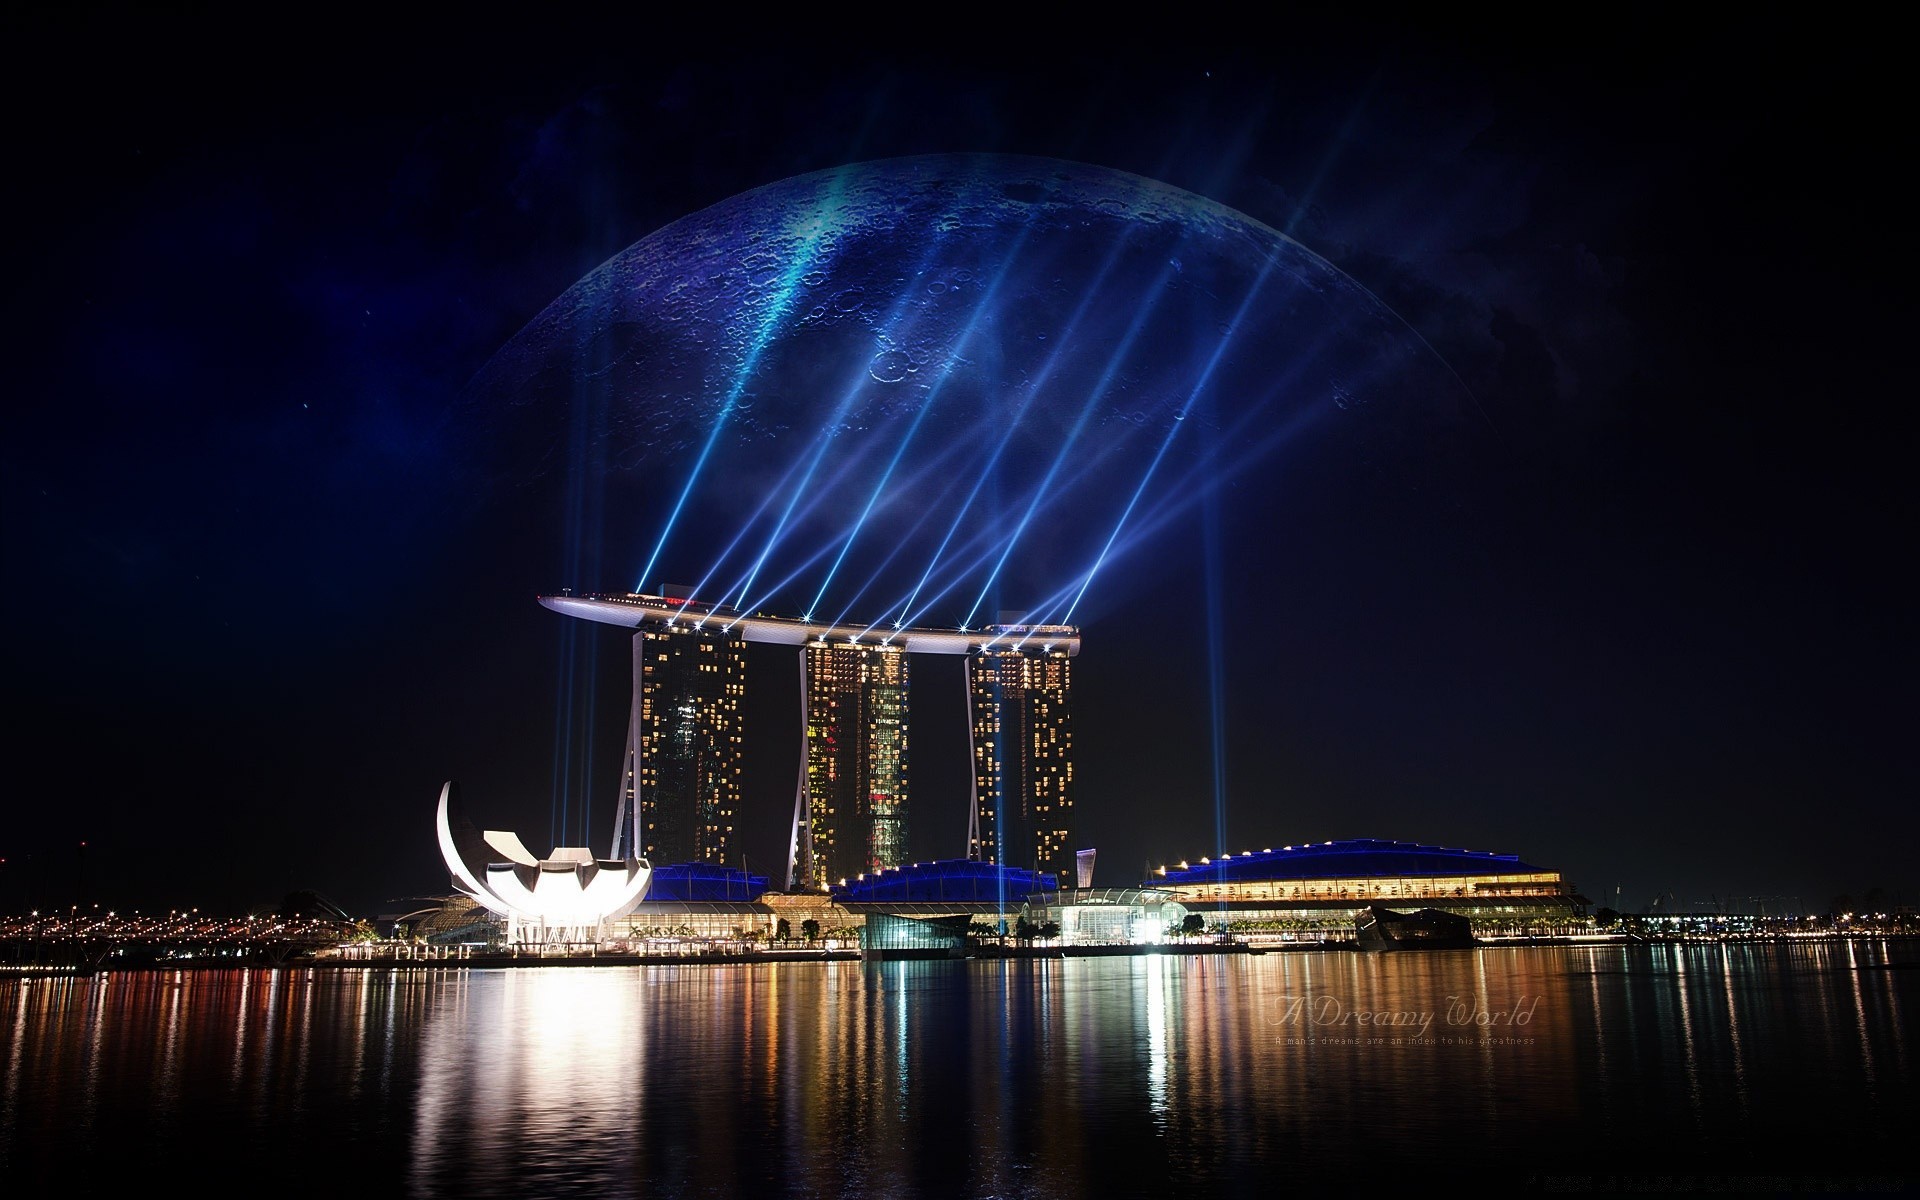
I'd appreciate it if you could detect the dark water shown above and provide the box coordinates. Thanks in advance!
[3,942,1913,1196]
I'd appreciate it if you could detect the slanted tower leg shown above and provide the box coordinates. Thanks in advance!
[610,629,645,861]
[787,647,815,890]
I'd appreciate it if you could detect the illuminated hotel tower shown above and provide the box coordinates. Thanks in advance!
[609,591,744,865]
[797,641,909,888]
[968,620,1075,882]
[537,591,1081,887]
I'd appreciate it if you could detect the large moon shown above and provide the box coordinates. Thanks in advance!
[467,152,1480,630]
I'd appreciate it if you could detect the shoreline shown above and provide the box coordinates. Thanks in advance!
[6,932,1916,978]
[5,940,1280,977]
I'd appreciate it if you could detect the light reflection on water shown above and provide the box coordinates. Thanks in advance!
[0,943,1912,1196]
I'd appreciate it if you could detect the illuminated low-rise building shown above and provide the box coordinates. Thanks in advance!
[859,913,973,960]
[638,862,770,902]
[830,858,1057,905]
[1025,887,1191,945]
[830,858,1055,935]
[1147,838,1587,937]
[604,864,771,946]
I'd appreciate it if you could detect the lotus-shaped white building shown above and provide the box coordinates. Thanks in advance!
[435,781,652,944]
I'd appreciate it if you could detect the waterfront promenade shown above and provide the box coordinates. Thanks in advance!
[6,918,1913,978]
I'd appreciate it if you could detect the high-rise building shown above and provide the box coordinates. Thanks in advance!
[799,641,909,888]
[608,593,745,865]
[968,622,1075,882]
[538,591,1080,890]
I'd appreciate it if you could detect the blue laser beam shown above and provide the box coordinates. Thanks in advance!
[964,254,1186,628]
[679,444,821,617]
[711,431,920,624]
[888,429,1142,634]
[943,431,1141,617]
[808,202,1049,621]
[1061,253,1279,624]
[636,173,851,592]
[896,228,1144,626]
[724,227,966,612]
[730,411,992,628]
[1202,453,1228,868]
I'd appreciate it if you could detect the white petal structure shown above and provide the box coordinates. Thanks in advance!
[436,781,652,939]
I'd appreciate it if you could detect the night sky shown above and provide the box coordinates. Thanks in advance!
[4,13,1910,920]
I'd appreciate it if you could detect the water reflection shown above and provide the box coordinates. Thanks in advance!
[411,969,647,1193]
[1144,952,1168,1121]
[0,942,1913,1195]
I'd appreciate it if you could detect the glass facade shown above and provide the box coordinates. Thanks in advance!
[1145,841,1586,936]
[1025,888,1189,945]
[804,642,909,887]
[617,620,745,865]
[968,632,1075,881]
[858,912,970,957]
[831,858,1057,905]
[1157,871,1572,905]
[645,862,770,903]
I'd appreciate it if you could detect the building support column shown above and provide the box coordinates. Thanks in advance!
[787,646,815,890]
[610,629,645,860]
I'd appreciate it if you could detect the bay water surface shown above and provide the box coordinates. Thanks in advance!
[3,941,1912,1196]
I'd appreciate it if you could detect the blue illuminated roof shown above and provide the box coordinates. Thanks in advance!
[1149,839,1541,885]
[832,859,1058,904]
[645,862,770,902]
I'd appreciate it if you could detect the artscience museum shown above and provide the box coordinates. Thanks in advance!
[435,781,654,944]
